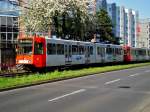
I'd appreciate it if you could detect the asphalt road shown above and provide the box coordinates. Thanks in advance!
[1,66,150,112]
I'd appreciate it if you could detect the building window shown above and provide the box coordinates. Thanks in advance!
[109,8,111,11]
[13,33,18,40]
[1,16,7,26]
[13,17,18,27]
[7,17,13,27]
[7,33,12,41]
[0,15,19,49]
[1,33,6,40]
[0,26,6,32]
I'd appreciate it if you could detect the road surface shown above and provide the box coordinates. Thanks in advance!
[1,66,150,112]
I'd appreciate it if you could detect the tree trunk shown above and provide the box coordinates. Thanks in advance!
[48,26,51,38]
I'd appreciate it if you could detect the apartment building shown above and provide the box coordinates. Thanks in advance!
[96,0,107,11]
[137,19,150,48]
[107,4,139,47]
[0,0,19,70]
[87,0,107,14]
[107,3,117,37]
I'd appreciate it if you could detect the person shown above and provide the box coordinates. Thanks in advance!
[91,34,96,43]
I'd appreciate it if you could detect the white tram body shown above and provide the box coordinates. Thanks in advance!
[45,38,124,67]
[16,36,150,70]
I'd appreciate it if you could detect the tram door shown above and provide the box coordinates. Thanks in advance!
[65,44,72,65]
[85,45,90,64]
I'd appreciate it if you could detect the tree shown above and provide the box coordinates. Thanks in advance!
[20,0,66,33]
[20,0,89,40]
[53,0,89,40]
[96,9,114,43]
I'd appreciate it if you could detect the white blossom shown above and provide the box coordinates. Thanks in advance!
[21,0,89,32]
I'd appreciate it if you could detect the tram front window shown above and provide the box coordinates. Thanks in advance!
[18,40,33,55]
[34,42,43,55]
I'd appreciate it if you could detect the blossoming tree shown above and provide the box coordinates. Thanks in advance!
[21,0,89,39]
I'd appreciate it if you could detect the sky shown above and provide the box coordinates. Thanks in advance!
[107,0,150,19]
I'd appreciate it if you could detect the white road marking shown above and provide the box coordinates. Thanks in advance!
[85,86,98,89]
[48,89,86,102]
[129,73,140,77]
[101,73,105,75]
[105,79,121,85]
[145,70,150,73]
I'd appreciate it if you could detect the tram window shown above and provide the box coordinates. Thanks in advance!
[142,50,144,55]
[65,45,71,56]
[141,50,143,55]
[57,44,64,55]
[133,50,136,55]
[17,39,33,55]
[101,48,103,55]
[138,50,142,55]
[106,48,112,54]
[18,46,32,55]
[119,48,121,55]
[141,50,144,55]
[112,48,114,55]
[134,50,137,55]
[114,48,117,55]
[135,50,137,55]
[122,49,123,55]
[102,48,105,56]
[149,51,150,56]
[131,50,134,55]
[34,42,43,55]
[145,51,146,55]
[90,46,93,55]
[99,47,102,55]
[117,49,119,55]
[79,46,84,55]
[118,49,120,55]
[138,50,141,55]
[97,47,103,56]
[144,50,146,55]
[97,47,100,55]
[69,45,72,56]
[72,45,78,55]
[47,43,56,55]
[65,45,67,54]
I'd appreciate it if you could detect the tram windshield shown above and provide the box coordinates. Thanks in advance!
[34,42,44,55]
[17,39,33,55]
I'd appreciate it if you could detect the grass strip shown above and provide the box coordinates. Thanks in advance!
[0,62,150,91]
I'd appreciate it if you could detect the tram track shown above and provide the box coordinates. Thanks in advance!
[0,71,32,78]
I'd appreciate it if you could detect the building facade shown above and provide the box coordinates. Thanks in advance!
[0,0,19,70]
[137,19,150,48]
[107,3,117,37]
[87,0,107,14]
[96,0,107,11]
[121,8,138,47]
[86,0,96,14]
[107,4,139,47]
